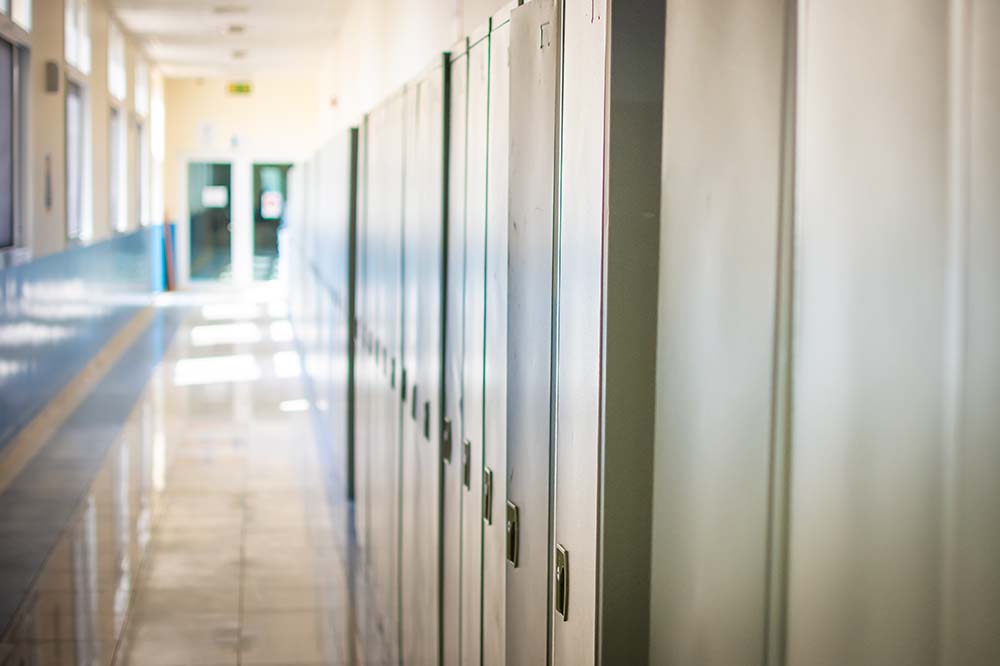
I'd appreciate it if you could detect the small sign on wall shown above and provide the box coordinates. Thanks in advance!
[228,82,252,95]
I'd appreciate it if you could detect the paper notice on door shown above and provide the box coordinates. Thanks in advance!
[202,186,228,208]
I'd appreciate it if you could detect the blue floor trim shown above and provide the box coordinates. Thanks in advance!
[0,306,186,635]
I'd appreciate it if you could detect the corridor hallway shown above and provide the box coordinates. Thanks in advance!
[0,290,386,665]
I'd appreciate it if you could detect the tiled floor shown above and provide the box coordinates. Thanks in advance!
[0,291,390,665]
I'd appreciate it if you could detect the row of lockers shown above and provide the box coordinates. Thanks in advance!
[288,0,1000,664]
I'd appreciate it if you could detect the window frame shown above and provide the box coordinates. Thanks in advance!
[0,18,28,257]
[65,76,89,242]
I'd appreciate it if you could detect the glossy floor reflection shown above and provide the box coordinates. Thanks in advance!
[0,291,389,665]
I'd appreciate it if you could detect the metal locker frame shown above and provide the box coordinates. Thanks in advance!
[505,1,560,664]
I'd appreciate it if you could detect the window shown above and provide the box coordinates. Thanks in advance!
[11,0,31,30]
[65,0,90,74]
[66,80,86,240]
[107,21,125,101]
[109,105,126,232]
[134,59,148,117]
[136,122,149,226]
[0,38,13,248]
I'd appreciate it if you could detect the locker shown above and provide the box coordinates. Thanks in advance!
[482,7,512,666]
[551,0,607,663]
[400,57,447,666]
[442,40,469,666]
[401,79,424,662]
[649,0,792,663]
[505,2,559,664]
[461,23,490,666]
[787,1,997,664]
[951,5,1000,662]
[365,94,405,662]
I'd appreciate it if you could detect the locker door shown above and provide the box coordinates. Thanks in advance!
[442,43,468,666]
[552,1,606,664]
[505,2,559,664]
[788,2,949,664]
[951,5,1000,662]
[482,9,511,666]
[649,0,791,663]
[414,59,447,666]
[356,116,371,559]
[462,25,490,666]
[400,81,425,664]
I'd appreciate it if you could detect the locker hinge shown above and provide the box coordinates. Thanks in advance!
[483,467,493,524]
[442,417,453,462]
[555,544,569,621]
[506,502,519,567]
[462,439,471,489]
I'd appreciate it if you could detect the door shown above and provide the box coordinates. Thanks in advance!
[252,163,291,281]
[188,162,232,281]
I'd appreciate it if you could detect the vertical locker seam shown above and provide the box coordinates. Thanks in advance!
[479,20,493,666]
[548,1,566,663]
[458,43,471,666]
[762,1,800,664]
[397,88,408,665]
[439,53,452,666]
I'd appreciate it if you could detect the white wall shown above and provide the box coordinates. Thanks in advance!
[318,0,510,136]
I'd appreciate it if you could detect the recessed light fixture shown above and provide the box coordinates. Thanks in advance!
[213,4,248,15]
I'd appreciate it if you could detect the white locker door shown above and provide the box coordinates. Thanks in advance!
[788,2,949,664]
[505,1,560,664]
[482,9,511,666]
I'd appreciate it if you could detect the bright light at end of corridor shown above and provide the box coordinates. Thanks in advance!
[272,351,301,379]
[270,320,294,342]
[279,399,310,412]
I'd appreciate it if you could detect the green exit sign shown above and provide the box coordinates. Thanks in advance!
[228,82,252,95]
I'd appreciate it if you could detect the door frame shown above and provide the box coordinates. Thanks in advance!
[175,150,299,288]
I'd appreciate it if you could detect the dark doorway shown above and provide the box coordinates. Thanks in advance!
[188,162,232,281]
[252,163,291,282]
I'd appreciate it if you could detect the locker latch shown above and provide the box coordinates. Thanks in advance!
[483,467,493,524]
[555,544,569,621]
[400,368,407,400]
[506,502,519,567]
[462,439,471,489]
[442,417,452,462]
[411,385,418,420]
[423,402,430,441]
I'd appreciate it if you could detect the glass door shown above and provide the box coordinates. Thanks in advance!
[188,162,232,281]
[252,163,290,281]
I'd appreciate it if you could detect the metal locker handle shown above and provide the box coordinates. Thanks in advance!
[483,467,493,524]
[411,386,418,420]
[555,544,569,621]
[400,368,407,400]
[462,439,471,489]
[506,502,519,567]
[423,402,430,440]
[442,418,452,462]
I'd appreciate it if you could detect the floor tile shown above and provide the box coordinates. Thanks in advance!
[238,611,344,666]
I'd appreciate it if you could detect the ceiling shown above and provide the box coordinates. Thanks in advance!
[110,0,344,78]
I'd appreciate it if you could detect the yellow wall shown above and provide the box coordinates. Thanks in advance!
[25,0,157,258]
[163,75,322,220]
